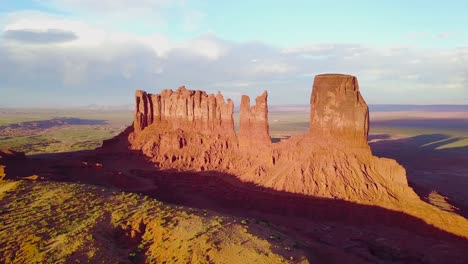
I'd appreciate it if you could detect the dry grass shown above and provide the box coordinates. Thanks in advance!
[0,180,310,263]
[427,191,459,213]
[0,165,5,181]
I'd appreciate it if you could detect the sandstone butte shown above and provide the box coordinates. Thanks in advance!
[103,73,468,239]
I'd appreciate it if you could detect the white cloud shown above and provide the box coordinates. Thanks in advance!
[35,0,203,36]
[251,63,293,74]
[37,0,177,14]
[173,35,228,60]
[282,44,336,54]
[0,11,467,106]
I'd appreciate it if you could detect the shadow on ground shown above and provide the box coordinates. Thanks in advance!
[371,118,468,130]
[2,146,468,263]
[371,134,468,218]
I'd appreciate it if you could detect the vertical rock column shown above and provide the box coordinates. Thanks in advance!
[238,91,271,148]
[216,92,236,137]
[309,74,369,147]
[134,90,153,132]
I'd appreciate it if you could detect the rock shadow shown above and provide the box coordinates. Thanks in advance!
[271,136,290,143]
[368,134,391,141]
[370,134,468,218]
[3,149,468,262]
[371,118,468,130]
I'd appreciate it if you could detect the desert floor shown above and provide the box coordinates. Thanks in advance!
[1,108,468,263]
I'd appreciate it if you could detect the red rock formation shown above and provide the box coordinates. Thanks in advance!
[238,91,271,148]
[127,87,237,171]
[127,81,396,204]
[309,74,369,147]
[134,86,235,137]
[101,74,468,239]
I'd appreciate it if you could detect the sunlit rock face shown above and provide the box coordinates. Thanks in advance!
[238,91,271,148]
[309,74,369,148]
[122,74,405,203]
[134,87,235,137]
[100,74,468,239]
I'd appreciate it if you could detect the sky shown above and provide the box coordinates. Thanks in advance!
[0,0,467,107]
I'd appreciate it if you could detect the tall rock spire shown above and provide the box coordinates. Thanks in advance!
[238,91,271,148]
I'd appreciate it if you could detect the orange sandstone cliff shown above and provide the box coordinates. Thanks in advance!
[103,74,468,238]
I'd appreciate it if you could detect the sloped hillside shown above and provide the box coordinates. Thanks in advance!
[0,180,310,264]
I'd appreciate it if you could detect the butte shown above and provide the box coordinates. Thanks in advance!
[102,73,468,239]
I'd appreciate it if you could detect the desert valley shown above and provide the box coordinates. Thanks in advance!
[2,1,468,263]
[1,74,468,263]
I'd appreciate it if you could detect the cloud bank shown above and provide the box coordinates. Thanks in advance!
[0,10,467,107]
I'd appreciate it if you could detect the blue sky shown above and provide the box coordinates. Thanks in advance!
[0,0,467,107]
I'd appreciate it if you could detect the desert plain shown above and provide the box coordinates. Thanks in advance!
[1,96,468,263]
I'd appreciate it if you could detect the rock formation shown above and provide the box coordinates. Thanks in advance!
[134,87,235,137]
[112,76,407,204]
[101,74,468,239]
[309,74,369,147]
[122,87,241,171]
[238,91,271,148]
[134,90,152,132]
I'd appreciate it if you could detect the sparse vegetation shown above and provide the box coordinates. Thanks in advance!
[427,190,459,213]
[0,110,132,155]
[0,180,309,263]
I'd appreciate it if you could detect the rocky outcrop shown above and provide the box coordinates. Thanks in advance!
[127,87,239,171]
[134,90,152,132]
[238,91,271,148]
[134,87,235,137]
[101,74,468,239]
[125,78,406,204]
[310,74,369,147]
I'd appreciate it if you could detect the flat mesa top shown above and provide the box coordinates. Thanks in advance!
[315,73,355,78]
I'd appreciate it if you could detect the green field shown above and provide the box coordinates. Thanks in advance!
[0,109,132,155]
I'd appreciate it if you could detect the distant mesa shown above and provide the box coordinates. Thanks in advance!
[101,73,468,239]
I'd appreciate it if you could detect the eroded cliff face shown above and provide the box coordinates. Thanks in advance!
[127,87,238,171]
[123,76,410,204]
[238,91,271,149]
[309,74,369,148]
[102,74,468,239]
[134,86,235,137]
